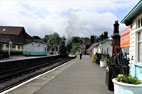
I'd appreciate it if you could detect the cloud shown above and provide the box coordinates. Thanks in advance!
[64,11,118,37]
[0,0,139,38]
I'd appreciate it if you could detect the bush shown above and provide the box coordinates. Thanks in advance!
[117,74,141,85]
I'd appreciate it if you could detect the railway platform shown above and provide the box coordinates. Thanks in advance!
[6,55,113,94]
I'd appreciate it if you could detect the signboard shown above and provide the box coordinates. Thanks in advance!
[120,27,130,48]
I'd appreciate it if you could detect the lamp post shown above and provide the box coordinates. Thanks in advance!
[8,41,12,57]
[108,37,113,56]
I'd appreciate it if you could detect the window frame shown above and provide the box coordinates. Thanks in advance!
[141,18,142,27]
[137,32,142,62]
[137,17,142,29]
[138,19,141,28]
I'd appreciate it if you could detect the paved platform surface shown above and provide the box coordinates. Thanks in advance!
[35,55,113,94]
[6,56,76,94]
[0,55,58,62]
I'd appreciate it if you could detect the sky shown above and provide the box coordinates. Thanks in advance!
[0,0,139,38]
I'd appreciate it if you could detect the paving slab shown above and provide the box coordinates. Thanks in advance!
[35,55,113,94]
[6,58,76,94]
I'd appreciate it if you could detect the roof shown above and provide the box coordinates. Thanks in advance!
[121,0,142,23]
[111,33,120,38]
[0,26,24,35]
[87,43,98,51]
[87,37,113,51]
[33,36,41,39]
[98,37,113,45]
[23,42,47,47]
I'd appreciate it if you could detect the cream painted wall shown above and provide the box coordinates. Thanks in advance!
[93,48,98,55]
[130,13,142,63]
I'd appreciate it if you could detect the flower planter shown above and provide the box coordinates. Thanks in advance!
[100,60,107,68]
[112,78,142,94]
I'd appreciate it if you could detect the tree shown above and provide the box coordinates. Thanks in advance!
[72,37,81,43]
[44,32,60,51]
[71,43,80,54]
[44,35,50,43]
[60,36,66,43]
[70,37,82,54]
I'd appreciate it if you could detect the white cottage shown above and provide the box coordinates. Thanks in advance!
[87,37,113,56]
[98,37,113,56]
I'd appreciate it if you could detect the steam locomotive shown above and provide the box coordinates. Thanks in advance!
[58,42,69,57]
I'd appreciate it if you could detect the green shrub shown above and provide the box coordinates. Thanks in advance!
[117,74,141,85]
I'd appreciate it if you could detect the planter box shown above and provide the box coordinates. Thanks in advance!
[100,60,107,68]
[112,78,142,94]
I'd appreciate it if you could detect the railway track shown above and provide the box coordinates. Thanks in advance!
[0,56,75,93]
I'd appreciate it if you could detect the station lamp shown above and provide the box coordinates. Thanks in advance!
[8,41,12,57]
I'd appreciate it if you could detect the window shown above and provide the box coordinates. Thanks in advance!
[138,19,141,28]
[20,46,23,49]
[6,45,9,48]
[12,45,15,48]
[141,18,142,27]
[0,44,2,49]
[137,18,142,29]
[18,45,21,49]
[138,32,142,62]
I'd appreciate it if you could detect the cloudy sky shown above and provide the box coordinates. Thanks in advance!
[0,0,139,38]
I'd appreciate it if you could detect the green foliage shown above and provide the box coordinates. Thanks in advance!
[117,74,142,85]
[44,35,50,43]
[44,32,60,51]
[60,36,66,43]
[72,37,81,43]
[44,33,91,54]
[104,55,109,63]
[71,43,79,54]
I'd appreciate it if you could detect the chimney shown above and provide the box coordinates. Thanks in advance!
[113,21,119,34]
[99,35,101,41]
[90,36,94,44]
[112,21,120,54]
[104,32,108,39]
[101,34,104,41]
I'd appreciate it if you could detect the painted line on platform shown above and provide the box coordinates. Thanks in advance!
[0,59,75,94]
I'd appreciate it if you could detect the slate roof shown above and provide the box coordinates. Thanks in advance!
[0,26,24,35]
[87,43,98,51]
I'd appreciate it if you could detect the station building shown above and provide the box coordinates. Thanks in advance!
[0,26,33,56]
[121,0,142,79]
[121,0,142,63]
[87,32,113,56]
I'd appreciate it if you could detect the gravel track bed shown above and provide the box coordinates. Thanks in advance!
[0,58,72,93]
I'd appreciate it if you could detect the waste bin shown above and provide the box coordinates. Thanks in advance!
[106,64,115,91]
